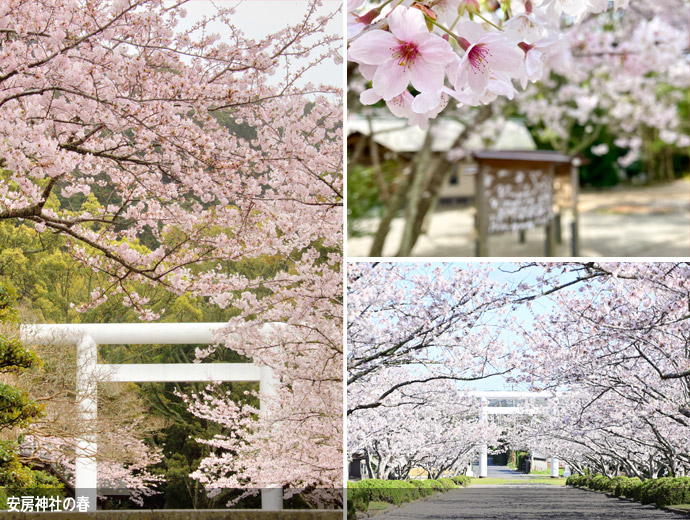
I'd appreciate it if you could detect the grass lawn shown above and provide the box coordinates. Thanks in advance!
[529,469,565,476]
[668,504,690,511]
[470,477,567,486]
[367,501,390,511]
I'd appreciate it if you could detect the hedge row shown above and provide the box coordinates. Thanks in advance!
[567,474,690,508]
[347,477,462,518]
[451,475,471,487]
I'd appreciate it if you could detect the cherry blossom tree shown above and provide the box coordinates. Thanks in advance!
[349,369,501,479]
[1,0,342,502]
[510,262,690,477]
[347,263,524,477]
[347,262,525,415]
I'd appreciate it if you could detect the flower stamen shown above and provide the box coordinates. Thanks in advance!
[392,42,420,69]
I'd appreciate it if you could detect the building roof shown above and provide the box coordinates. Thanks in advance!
[347,117,536,153]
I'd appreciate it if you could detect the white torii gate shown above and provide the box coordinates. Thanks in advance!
[467,391,562,479]
[20,322,283,512]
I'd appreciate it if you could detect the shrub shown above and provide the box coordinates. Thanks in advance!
[452,475,471,487]
[407,479,436,497]
[426,479,445,492]
[647,477,690,508]
[437,478,457,490]
[347,481,370,513]
[614,477,642,498]
[588,475,627,493]
[638,477,673,505]
[346,493,356,520]
[566,474,593,488]
[589,475,612,491]
[355,479,419,506]
[567,473,690,509]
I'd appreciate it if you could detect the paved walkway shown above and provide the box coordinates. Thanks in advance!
[371,486,686,519]
[348,178,690,257]
[470,464,531,479]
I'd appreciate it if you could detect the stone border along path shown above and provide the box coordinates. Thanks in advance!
[368,485,688,519]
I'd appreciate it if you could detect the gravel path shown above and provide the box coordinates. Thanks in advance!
[371,486,686,519]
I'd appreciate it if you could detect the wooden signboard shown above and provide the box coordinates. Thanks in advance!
[481,167,554,234]
[472,151,581,257]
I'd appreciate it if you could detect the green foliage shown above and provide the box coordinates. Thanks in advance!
[0,335,40,375]
[638,477,674,505]
[566,474,594,488]
[567,473,690,508]
[407,479,436,497]
[0,285,20,324]
[614,477,642,498]
[352,479,419,506]
[451,475,471,487]
[0,441,63,500]
[348,476,465,515]
[513,451,530,472]
[346,161,400,236]
[588,475,613,492]
[347,481,371,514]
[437,478,458,490]
[0,382,43,431]
[651,477,690,508]
[0,284,46,490]
[359,479,419,506]
[425,479,444,492]
[0,284,43,432]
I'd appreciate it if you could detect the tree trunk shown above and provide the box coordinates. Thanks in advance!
[397,128,435,256]
[394,106,494,256]
[368,165,413,256]
[365,451,375,480]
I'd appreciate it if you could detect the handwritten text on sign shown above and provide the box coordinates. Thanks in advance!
[482,168,554,234]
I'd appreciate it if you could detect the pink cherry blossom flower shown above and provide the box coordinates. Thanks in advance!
[348,6,456,101]
[455,22,522,94]
[348,13,367,38]
[360,87,449,130]
[448,70,517,106]
[503,11,553,44]
[517,34,562,88]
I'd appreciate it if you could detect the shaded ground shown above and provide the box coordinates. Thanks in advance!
[348,178,690,257]
[371,486,686,519]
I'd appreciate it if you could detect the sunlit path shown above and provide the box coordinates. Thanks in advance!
[470,463,531,480]
[373,486,683,519]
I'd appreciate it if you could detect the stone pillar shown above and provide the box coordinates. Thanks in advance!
[479,397,488,478]
[479,444,488,478]
[563,464,571,478]
[260,365,283,510]
[550,457,559,478]
[76,335,98,512]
